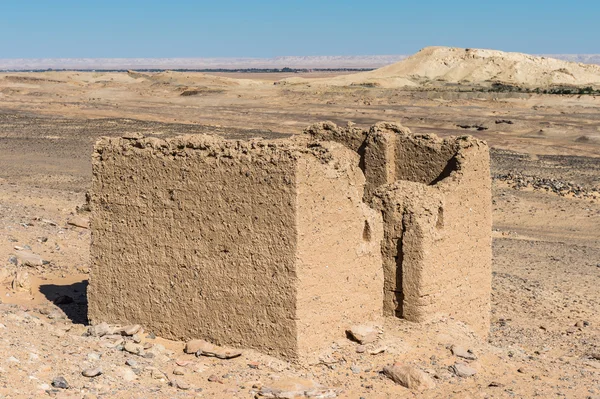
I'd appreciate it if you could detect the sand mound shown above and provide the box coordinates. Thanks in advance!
[281,47,600,89]
[370,47,600,87]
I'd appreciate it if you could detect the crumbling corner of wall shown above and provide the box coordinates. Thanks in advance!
[303,121,366,153]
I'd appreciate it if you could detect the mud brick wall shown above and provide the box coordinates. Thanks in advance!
[89,134,383,360]
[304,122,492,338]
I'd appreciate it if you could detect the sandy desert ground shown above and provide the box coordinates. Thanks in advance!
[0,49,599,398]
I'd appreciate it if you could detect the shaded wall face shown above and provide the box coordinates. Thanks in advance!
[89,139,300,359]
[393,137,458,185]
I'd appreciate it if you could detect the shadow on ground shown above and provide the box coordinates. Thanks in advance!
[39,280,89,325]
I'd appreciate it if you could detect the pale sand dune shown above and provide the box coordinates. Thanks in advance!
[280,47,600,89]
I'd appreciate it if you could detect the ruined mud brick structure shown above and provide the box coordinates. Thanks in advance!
[89,135,383,360]
[89,122,492,360]
[305,122,492,337]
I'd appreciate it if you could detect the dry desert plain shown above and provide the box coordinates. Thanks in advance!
[0,51,599,398]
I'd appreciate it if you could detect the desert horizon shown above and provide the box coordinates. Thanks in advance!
[2,51,600,71]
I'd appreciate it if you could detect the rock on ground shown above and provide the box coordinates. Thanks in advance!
[382,363,436,391]
[346,325,378,344]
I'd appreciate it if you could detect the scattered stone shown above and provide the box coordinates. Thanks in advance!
[450,362,477,377]
[87,353,101,362]
[104,337,124,349]
[184,339,207,354]
[318,350,343,368]
[116,366,138,382]
[170,379,190,390]
[11,270,31,292]
[382,363,435,391]
[47,310,66,320]
[517,367,527,374]
[434,369,454,380]
[82,368,102,378]
[488,381,504,387]
[132,334,142,343]
[495,172,596,199]
[67,216,89,229]
[369,346,386,355]
[120,324,141,336]
[51,376,69,389]
[208,374,223,383]
[123,342,145,356]
[258,377,337,398]
[88,322,113,337]
[148,367,166,380]
[125,358,138,367]
[176,359,191,367]
[15,250,43,267]
[184,339,242,359]
[142,342,153,350]
[173,366,186,375]
[575,320,589,328]
[355,345,366,354]
[8,256,17,266]
[451,345,477,360]
[350,364,361,374]
[346,325,378,344]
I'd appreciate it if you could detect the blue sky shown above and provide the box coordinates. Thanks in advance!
[1,0,598,58]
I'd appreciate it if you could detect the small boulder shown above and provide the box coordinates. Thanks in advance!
[346,325,378,344]
[184,339,241,359]
[119,324,141,336]
[450,362,477,377]
[123,342,145,356]
[170,379,190,390]
[451,345,477,360]
[382,363,435,391]
[15,251,43,267]
[51,376,69,389]
[11,270,31,292]
[116,366,138,382]
[258,377,337,398]
[87,322,113,337]
[82,368,102,378]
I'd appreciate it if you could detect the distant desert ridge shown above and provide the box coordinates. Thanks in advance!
[280,47,600,89]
